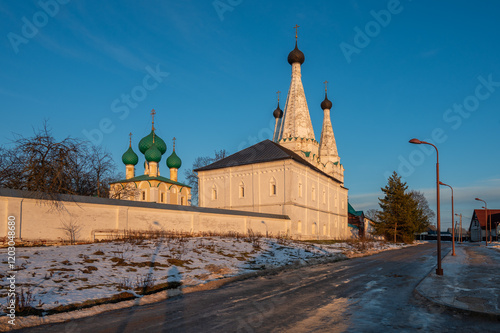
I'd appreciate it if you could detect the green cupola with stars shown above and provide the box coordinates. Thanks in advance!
[123,133,138,179]
[138,109,167,155]
[167,137,182,181]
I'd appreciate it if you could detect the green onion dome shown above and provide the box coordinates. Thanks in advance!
[166,150,182,169]
[122,146,139,165]
[145,143,162,163]
[138,130,167,155]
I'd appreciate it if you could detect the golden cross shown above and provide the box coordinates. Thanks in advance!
[294,24,300,40]
[129,132,132,147]
[172,137,176,150]
[276,90,281,102]
[151,109,156,130]
[324,80,328,92]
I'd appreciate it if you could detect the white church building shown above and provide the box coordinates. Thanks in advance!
[196,33,349,239]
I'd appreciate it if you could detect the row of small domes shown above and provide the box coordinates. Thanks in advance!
[122,130,182,169]
[272,93,332,119]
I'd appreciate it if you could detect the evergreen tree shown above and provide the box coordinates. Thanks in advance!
[374,171,430,243]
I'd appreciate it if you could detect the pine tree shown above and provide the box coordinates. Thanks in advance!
[374,171,430,243]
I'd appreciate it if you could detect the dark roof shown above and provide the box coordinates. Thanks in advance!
[110,174,191,188]
[194,140,342,183]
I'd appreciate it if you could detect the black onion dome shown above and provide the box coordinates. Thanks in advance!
[287,41,305,65]
[321,93,332,110]
[273,102,283,119]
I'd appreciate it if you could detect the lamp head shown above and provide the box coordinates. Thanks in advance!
[475,198,482,201]
[409,138,422,144]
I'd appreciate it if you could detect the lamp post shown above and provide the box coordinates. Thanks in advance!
[409,138,443,275]
[475,198,489,245]
[455,213,462,243]
[439,181,455,256]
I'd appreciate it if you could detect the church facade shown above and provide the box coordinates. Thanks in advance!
[110,110,191,206]
[196,32,349,239]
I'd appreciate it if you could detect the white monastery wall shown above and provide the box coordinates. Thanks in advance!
[0,189,291,242]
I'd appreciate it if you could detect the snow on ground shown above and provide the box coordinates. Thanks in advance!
[0,237,413,315]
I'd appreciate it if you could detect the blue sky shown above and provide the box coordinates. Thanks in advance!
[1,0,499,230]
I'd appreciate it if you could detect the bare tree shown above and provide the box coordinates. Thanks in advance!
[0,122,117,207]
[109,182,140,200]
[59,214,82,244]
[409,190,435,222]
[184,149,227,206]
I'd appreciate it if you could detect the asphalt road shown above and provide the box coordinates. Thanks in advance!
[17,243,500,332]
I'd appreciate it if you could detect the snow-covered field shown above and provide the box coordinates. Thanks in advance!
[0,237,412,316]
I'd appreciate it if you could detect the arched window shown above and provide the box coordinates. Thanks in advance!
[270,177,277,196]
[239,181,245,198]
[322,189,326,204]
[160,192,164,203]
[298,182,303,198]
[312,186,316,201]
[212,185,218,200]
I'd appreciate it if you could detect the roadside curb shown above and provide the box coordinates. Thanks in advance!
[413,248,500,321]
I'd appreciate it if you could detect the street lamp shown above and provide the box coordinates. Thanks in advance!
[439,181,455,256]
[475,198,489,245]
[409,138,443,275]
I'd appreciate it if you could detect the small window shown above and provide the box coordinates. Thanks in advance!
[298,182,303,198]
[142,191,146,200]
[161,193,164,203]
[297,221,302,234]
[270,178,277,196]
[181,197,185,205]
[322,189,326,204]
[212,185,218,200]
[239,181,245,198]
[312,186,316,201]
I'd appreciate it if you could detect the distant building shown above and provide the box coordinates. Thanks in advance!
[469,209,500,242]
[109,110,191,206]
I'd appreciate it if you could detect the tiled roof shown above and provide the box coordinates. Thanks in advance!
[110,175,191,188]
[194,140,342,183]
[472,209,500,228]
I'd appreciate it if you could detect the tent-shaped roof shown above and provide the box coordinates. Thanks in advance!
[195,139,343,183]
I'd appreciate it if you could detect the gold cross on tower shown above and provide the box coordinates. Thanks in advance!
[293,24,300,40]
[324,80,328,93]
[276,90,281,102]
[172,137,176,151]
[151,109,156,130]
[129,132,132,147]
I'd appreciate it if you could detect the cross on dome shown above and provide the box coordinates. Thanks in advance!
[129,132,132,147]
[151,109,156,130]
[294,24,300,40]
[324,80,328,93]
[172,137,176,151]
